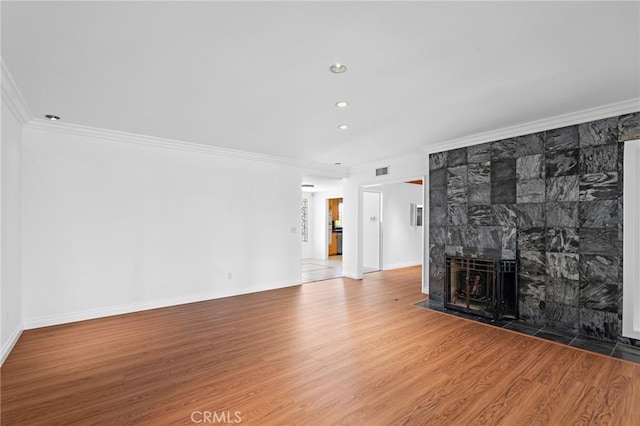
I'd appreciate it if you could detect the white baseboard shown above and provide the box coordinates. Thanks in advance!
[23,280,300,330]
[383,261,422,271]
[1,324,23,366]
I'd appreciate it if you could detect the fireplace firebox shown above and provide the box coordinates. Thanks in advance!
[445,256,518,320]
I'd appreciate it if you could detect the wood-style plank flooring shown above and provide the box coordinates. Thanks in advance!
[2,266,639,425]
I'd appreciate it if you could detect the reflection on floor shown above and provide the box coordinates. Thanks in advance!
[301,256,342,283]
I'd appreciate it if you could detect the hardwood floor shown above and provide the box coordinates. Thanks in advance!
[2,266,639,425]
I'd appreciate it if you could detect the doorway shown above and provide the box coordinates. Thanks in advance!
[362,191,381,273]
[327,197,343,257]
[300,188,344,283]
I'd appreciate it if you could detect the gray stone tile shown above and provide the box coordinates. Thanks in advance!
[447,185,467,205]
[468,161,491,185]
[467,143,491,163]
[546,227,579,253]
[579,117,618,147]
[519,250,546,276]
[445,245,464,256]
[501,248,516,260]
[447,165,468,188]
[501,226,517,252]
[546,278,579,306]
[519,274,546,299]
[546,252,579,280]
[460,226,480,248]
[580,144,618,174]
[516,203,545,228]
[516,154,544,180]
[546,125,579,153]
[579,200,618,229]
[428,266,445,301]
[618,142,624,194]
[545,202,578,227]
[477,247,501,259]
[517,179,545,203]
[518,227,546,251]
[477,226,502,249]
[467,184,491,206]
[546,175,579,202]
[579,172,618,201]
[429,152,447,170]
[546,149,579,177]
[571,336,615,356]
[618,112,640,142]
[580,282,619,313]
[611,349,640,364]
[515,133,545,156]
[467,205,493,226]
[491,179,516,204]
[504,321,541,335]
[447,204,468,225]
[492,204,517,227]
[580,254,619,285]
[544,302,578,332]
[519,297,546,324]
[579,307,619,342]
[430,187,446,207]
[447,147,467,167]
[491,159,516,181]
[579,228,618,255]
[429,226,448,245]
[430,205,447,226]
[491,138,517,159]
[429,168,448,189]
[429,244,445,268]
[446,226,464,246]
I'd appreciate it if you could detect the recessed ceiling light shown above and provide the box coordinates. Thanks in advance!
[45,114,61,121]
[338,124,349,130]
[329,63,347,74]
[334,162,342,166]
[335,101,349,108]
[301,184,315,188]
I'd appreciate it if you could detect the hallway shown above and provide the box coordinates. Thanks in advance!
[301,256,342,283]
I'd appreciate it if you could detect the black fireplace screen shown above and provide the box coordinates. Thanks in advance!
[445,256,518,320]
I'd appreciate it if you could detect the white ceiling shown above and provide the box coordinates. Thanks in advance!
[2,1,639,170]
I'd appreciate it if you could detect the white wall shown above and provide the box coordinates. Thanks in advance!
[380,182,423,270]
[21,127,302,328]
[1,98,24,363]
[343,153,428,289]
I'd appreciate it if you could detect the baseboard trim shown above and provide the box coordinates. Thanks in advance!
[383,261,422,271]
[23,280,300,330]
[1,324,24,366]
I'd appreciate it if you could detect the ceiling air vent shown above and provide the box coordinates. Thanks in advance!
[376,166,389,176]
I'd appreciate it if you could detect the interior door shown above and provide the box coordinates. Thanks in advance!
[362,191,381,271]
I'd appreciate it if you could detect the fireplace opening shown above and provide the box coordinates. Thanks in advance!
[445,256,518,320]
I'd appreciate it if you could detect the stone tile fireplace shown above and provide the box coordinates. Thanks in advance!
[429,112,640,343]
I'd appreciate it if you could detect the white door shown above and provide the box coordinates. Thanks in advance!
[363,191,381,272]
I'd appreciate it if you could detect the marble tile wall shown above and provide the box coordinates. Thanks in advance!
[429,112,640,342]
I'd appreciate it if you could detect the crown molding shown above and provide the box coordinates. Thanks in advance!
[1,59,33,126]
[423,98,640,154]
[24,118,349,177]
